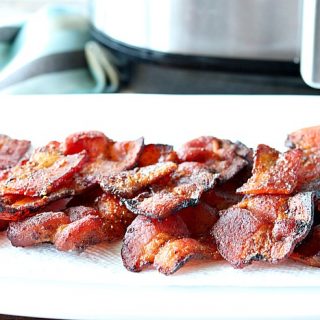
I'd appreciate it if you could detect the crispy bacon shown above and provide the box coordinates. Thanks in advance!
[123,162,219,219]
[82,137,144,182]
[63,131,144,184]
[100,162,177,198]
[5,193,135,250]
[0,135,30,170]
[295,152,320,192]
[0,188,74,221]
[178,136,252,182]
[63,131,113,159]
[121,215,189,272]
[154,238,221,275]
[65,206,99,222]
[7,211,70,247]
[138,144,178,167]
[0,172,94,221]
[286,126,320,151]
[0,142,87,197]
[237,144,302,195]
[95,194,135,241]
[54,215,105,251]
[285,126,320,192]
[212,192,314,268]
[291,225,320,267]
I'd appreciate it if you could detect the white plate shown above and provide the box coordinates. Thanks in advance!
[1,94,320,320]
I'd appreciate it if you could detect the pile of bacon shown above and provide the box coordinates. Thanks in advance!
[0,126,320,275]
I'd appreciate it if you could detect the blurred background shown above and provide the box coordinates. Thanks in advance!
[0,0,319,94]
[0,0,86,20]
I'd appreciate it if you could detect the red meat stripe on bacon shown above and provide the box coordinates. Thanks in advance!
[237,144,302,195]
[0,134,30,170]
[0,142,87,197]
[178,136,252,182]
[123,162,219,219]
[99,162,177,198]
[212,192,314,268]
[122,212,221,275]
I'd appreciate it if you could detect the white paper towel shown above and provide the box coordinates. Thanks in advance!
[1,232,320,289]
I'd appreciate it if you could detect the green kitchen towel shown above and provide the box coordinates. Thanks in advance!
[0,6,121,94]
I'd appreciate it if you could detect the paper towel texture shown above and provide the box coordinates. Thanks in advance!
[2,232,320,289]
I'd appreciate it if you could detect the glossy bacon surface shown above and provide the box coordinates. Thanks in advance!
[100,162,177,198]
[0,135,30,170]
[54,215,105,251]
[121,215,190,272]
[81,137,144,182]
[63,131,113,159]
[65,206,99,222]
[0,142,87,197]
[7,211,70,247]
[123,162,218,219]
[212,192,314,268]
[178,136,252,182]
[286,127,320,192]
[138,144,178,167]
[0,188,74,221]
[154,238,221,275]
[286,126,320,151]
[237,144,302,195]
[95,194,135,241]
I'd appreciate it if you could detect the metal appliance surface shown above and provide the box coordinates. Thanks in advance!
[90,0,320,89]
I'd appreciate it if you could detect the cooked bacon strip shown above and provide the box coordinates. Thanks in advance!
[0,134,30,170]
[5,194,134,250]
[81,137,144,182]
[295,152,320,192]
[291,225,320,267]
[154,238,221,275]
[0,173,93,221]
[100,162,177,198]
[0,142,87,197]
[95,194,135,241]
[212,192,314,268]
[63,131,144,185]
[178,136,252,182]
[237,144,302,195]
[121,215,189,272]
[123,162,219,219]
[286,126,320,151]
[63,131,113,159]
[0,188,74,221]
[7,211,70,247]
[54,215,105,251]
[138,144,178,167]
[65,206,99,222]
[286,127,320,192]
[178,202,218,237]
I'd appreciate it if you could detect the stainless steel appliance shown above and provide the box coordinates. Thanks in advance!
[90,0,320,89]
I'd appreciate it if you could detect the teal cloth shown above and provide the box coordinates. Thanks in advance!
[0,6,121,94]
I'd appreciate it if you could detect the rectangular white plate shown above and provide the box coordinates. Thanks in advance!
[1,94,320,320]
